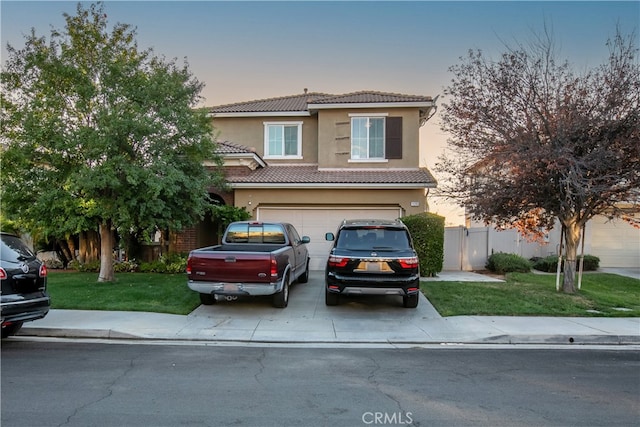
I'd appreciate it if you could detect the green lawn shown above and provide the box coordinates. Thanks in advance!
[47,271,640,317]
[47,272,200,315]
[421,273,640,317]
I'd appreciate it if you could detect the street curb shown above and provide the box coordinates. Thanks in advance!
[18,327,640,346]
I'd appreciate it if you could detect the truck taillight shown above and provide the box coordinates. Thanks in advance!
[270,258,278,278]
[39,264,47,278]
[328,256,348,268]
[186,257,192,274]
[398,257,419,269]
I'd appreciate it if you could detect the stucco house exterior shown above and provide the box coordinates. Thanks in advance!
[176,90,438,270]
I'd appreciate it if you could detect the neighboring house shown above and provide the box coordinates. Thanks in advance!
[451,210,640,270]
[177,90,438,270]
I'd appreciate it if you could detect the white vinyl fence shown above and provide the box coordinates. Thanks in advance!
[443,226,559,271]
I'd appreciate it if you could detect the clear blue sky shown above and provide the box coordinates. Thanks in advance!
[2,1,638,223]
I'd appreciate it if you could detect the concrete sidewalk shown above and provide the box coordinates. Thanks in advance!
[17,271,640,346]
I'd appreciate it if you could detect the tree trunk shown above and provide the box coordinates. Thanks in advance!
[98,220,115,282]
[561,219,582,294]
[79,229,100,263]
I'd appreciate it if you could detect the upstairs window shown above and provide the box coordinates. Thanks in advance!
[351,116,385,160]
[350,115,402,161]
[264,122,302,159]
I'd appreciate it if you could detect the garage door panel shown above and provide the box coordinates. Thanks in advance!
[589,216,640,268]
[258,207,401,270]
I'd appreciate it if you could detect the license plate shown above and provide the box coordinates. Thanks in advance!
[356,261,391,272]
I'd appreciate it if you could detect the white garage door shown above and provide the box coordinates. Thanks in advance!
[589,215,640,268]
[257,207,402,270]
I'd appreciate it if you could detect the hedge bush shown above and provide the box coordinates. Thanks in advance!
[401,213,444,277]
[532,255,600,272]
[486,252,532,274]
[67,253,188,274]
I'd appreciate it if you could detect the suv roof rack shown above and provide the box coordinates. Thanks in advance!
[341,219,403,226]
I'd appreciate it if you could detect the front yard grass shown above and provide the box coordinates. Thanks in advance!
[47,271,639,317]
[47,272,200,315]
[421,272,640,317]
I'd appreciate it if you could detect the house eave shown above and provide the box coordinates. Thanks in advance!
[308,101,436,110]
[208,111,312,118]
[229,182,437,189]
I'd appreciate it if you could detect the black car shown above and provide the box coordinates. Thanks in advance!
[324,219,420,308]
[1,233,50,338]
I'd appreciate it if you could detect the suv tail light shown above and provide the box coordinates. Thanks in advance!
[0,267,6,280]
[328,256,348,268]
[398,257,419,269]
[39,264,47,278]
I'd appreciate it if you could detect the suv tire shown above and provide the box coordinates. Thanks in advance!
[403,293,419,308]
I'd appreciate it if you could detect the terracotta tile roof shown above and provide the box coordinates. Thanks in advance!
[226,165,437,187]
[210,92,332,114]
[309,91,434,105]
[215,140,256,154]
[209,91,433,114]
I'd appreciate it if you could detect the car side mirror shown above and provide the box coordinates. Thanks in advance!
[325,232,335,241]
[301,236,310,244]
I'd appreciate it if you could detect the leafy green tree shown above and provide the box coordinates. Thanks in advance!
[1,2,224,281]
[437,29,639,293]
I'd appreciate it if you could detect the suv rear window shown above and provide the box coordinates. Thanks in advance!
[0,234,36,262]
[336,227,410,250]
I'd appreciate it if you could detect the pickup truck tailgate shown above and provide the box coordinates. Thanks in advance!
[189,251,274,283]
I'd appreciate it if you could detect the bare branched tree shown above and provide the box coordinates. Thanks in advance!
[437,28,640,293]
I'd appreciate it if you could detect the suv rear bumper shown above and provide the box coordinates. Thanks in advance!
[326,273,420,296]
[1,293,50,326]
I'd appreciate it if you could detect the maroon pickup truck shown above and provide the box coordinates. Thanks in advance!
[187,221,310,308]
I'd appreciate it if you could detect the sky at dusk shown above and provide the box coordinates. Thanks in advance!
[2,1,638,225]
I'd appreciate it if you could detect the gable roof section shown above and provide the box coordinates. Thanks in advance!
[209,90,435,118]
[209,92,332,117]
[226,165,437,189]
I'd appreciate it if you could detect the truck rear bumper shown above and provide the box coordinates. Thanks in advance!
[188,280,281,296]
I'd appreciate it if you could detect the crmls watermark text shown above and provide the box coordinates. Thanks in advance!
[361,412,413,425]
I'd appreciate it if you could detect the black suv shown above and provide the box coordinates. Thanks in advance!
[1,233,50,338]
[324,219,420,308]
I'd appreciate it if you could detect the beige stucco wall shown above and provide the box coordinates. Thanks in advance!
[233,188,427,218]
[316,108,421,168]
[211,116,319,164]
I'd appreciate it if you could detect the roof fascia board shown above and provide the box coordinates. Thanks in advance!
[221,153,267,168]
[229,182,437,189]
[308,101,435,110]
[208,112,311,118]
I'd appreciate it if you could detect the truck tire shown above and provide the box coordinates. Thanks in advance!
[273,276,289,308]
[200,293,216,305]
[403,293,419,308]
[298,260,310,283]
[325,289,339,306]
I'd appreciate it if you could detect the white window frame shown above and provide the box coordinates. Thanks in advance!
[348,113,388,163]
[263,121,303,159]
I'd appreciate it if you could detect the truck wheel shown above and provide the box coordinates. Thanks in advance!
[273,277,289,308]
[298,260,310,283]
[325,289,339,306]
[199,293,216,305]
[403,293,419,308]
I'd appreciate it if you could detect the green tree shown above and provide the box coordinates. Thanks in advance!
[437,28,640,293]
[1,2,224,281]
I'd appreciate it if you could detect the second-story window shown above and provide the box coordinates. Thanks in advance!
[264,122,303,159]
[350,116,385,160]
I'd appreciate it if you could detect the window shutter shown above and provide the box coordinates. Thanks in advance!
[385,117,402,159]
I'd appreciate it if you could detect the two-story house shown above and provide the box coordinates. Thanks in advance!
[182,90,438,270]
